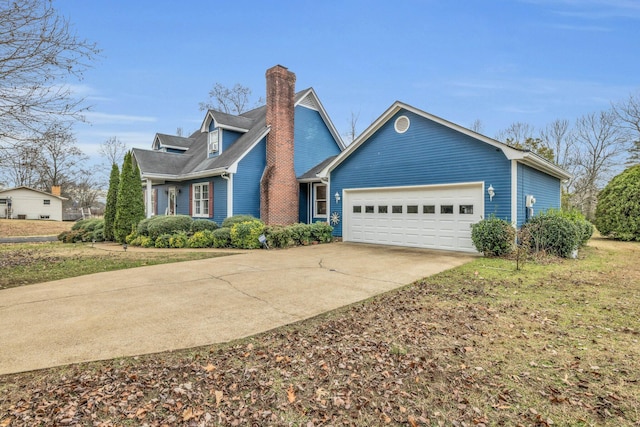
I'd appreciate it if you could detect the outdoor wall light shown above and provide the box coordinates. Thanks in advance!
[334,192,341,203]
[487,185,495,201]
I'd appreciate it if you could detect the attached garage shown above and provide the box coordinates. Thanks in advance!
[343,183,483,252]
[319,102,571,253]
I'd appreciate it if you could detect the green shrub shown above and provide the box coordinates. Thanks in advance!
[147,215,193,240]
[230,220,265,249]
[310,221,333,243]
[154,233,172,248]
[557,209,594,247]
[221,214,258,228]
[521,211,580,258]
[169,232,189,248]
[136,217,153,236]
[125,230,138,244]
[264,225,294,248]
[71,218,104,233]
[91,229,105,242]
[188,230,215,248]
[595,165,640,241]
[212,227,231,248]
[140,236,154,248]
[128,235,142,246]
[191,219,219,233]
[470,217,515,257]
[289,222,312,245]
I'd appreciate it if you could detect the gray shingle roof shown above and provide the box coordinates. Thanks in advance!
[298,155,337,181]
[133,88,340,180]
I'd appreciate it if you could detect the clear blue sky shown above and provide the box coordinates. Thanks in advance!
[55,0,640,165]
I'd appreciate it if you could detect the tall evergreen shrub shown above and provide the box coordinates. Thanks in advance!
[113,152,145,243]
[103,163,119,241]
[595,165,640,241]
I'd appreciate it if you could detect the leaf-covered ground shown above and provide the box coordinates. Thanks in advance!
[1,238,639,426]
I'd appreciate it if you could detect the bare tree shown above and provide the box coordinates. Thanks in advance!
[0,0,99,144]
[495,122,536,144]
[99,136,128,167]
[539,119,575,168]
[571,110,630,219]
[469,119,484,134]
[36,122,87,190]
[343,111,360,144]
[199,83,263,114]
[0,142,42,187]
[613,91,640,166]
[65,168,102,208]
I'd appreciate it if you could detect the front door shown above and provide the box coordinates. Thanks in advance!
[168,187,177,215]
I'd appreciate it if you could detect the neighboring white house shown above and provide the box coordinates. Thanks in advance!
[0,186,67,221]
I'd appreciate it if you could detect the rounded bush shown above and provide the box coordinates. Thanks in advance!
[147,215,193,240]
[558,209,594,247]
[191,219,219,233]
[140,236,154,248]
[595,165,640,241]
[521,212,580,258]
[154,233,172,248]
[289,223,312,245]
[264,225,294,248]
[136,217,152,236]
[471,217,515,257]
[169,232,188,248]
[212,227,231,248]
[230,220,265,249]
[221,214,259,229]
[310,221,333,243]
[188,230,215,248]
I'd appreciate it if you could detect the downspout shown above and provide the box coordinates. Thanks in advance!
[221,172,233,218]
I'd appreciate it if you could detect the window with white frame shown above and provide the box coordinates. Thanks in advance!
[193,182,209,217]
[313,183,327,217]
[208,129,219,154]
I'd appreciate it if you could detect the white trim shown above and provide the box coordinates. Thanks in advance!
[199,111,250,133]
[317,101,571,181]
[394,115,410,133]
[511,160,518,227]
[228,127,271,172]
[313,182,328,218]
[191,182,210,218]
[146,179,153,218]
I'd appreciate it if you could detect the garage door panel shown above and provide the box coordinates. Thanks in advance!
[345,184,483,253]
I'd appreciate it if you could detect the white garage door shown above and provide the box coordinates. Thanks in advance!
[344,183,483,252]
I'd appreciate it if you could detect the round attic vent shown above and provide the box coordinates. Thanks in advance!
[394,115,410,133]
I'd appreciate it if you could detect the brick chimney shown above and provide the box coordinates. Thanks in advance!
[51,185,61,196]
[260,65,298,225]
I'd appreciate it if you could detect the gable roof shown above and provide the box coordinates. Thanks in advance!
[134,88,344,181]
[298,155,337,182]
[0,186,68,200]
[152,133,194,151]
[318,101,571,181]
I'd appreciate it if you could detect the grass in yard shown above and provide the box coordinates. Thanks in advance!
[0,219,73,237]
[1,237,639,426]
[0,242,232,289]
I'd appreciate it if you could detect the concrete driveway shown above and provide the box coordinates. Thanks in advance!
[0,243,473,375]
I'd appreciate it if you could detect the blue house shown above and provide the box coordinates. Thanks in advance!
[132,65,345,227]
[317,102,571,253]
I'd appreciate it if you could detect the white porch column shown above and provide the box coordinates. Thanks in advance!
[146,179,153,218]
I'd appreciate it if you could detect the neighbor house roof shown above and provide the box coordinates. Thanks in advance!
[0,186,68,200]
[134,88,344,181]
[318,101,571,181]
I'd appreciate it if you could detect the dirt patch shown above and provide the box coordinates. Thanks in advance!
[0,219,73,237]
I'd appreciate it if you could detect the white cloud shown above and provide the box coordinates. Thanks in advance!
[83,111,157,125]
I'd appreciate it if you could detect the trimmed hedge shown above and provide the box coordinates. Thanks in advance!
[147,215,193,240]
[230,220,265,249]
[188,230,215,248]
[212,227,231,248]
[470,217,515,257]
[60,219,105,243]
[191,219,219,233]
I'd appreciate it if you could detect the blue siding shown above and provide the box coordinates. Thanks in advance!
[232,138,266,218]
[517,163,561,226]
[154,184,168,215]
[221,129,242,152]
[212,177,227,224]
[294,106,342,177]
[329,110,512,237]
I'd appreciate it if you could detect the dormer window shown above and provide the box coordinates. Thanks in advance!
[208,129,220,154]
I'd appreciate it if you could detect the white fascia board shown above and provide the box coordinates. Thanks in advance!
[218,124,249,133]
[199,111,214,133]
[228,127,270,173]
[159,144,188,151]
[295,88,346,150]
[141,168,228,181]
[317,100,572,181]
